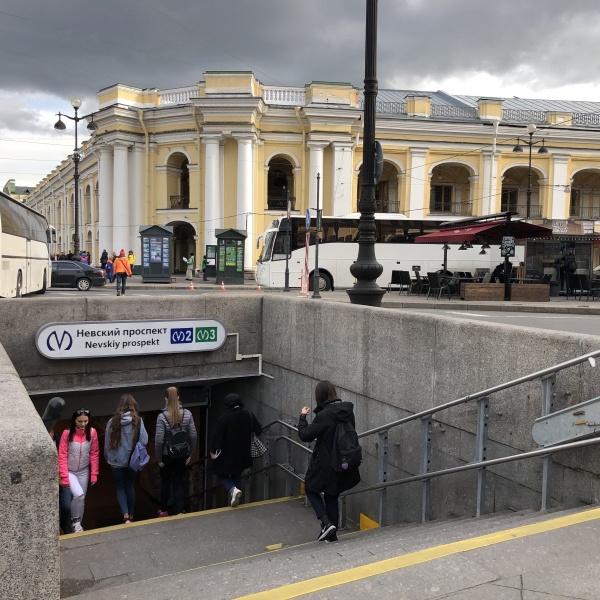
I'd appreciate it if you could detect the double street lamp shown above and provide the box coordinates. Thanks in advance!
[53,98,98,261]
[512,123,548,219]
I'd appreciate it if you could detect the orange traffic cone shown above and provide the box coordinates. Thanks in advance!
[219,280,226,291]
[256,282,263,291]
[188,279,196,291]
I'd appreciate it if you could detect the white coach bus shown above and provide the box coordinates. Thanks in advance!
[255,213,521,291]
[0,190,52,297]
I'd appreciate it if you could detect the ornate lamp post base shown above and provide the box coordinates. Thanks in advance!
[346,283,386,307]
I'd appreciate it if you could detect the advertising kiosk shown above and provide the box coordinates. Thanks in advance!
[139,225,173,283]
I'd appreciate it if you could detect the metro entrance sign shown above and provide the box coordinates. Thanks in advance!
[35,319,226,360]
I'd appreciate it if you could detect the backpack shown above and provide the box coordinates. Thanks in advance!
[330,418,362,472]
[164,420,191,460]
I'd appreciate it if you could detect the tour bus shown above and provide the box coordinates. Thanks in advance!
[255,213,523,290]
[0,190,52,297]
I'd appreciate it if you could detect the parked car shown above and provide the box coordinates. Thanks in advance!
[51,261,106,291]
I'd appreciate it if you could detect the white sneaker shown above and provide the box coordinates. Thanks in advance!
[71,520,84,533]
[230,487,242,507]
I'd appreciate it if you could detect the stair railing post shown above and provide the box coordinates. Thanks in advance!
[475,396,489,517]
[378,429,389,527]
[262,439,270,501]
[541,374,556,510]
[285,437,292,498]
[421,416,433,523]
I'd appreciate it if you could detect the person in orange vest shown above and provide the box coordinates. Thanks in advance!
[114,249,132,296]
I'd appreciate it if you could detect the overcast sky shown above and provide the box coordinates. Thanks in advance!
[3,0,600,189]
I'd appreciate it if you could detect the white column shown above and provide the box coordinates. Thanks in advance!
[307,141,327,210]
[551,154,570,219]
[234,134,255,270]
[202,135,222,247]
[482,150,495,214]
[331,141,353,216]
[129,144,144,258]
[112,142,129,252]
[468,175,479,215]
[408,148,428,218]
[98,146,113,256]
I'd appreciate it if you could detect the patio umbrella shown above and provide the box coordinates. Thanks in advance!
[414,220,552,245]
[414,217,552,298]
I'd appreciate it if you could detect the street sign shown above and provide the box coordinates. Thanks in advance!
[306,209,311,229]
[287,200,291,221]
[501,236,516,257]
[35,318,226,359]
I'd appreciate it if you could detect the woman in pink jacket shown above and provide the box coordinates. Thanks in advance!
[58,409,100,532]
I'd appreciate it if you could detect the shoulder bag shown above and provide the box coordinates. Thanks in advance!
[129,421,150,471]
[249,412,267,458]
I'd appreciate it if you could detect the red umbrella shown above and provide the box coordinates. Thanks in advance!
[414,220,552,244]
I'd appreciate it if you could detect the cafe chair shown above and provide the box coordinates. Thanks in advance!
[387,270,402,293]
[426,272,451,300]
[414,270,429,296]
[399,270,413,295]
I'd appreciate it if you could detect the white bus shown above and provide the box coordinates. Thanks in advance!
[255,213,523,290]
[0,190,52,297]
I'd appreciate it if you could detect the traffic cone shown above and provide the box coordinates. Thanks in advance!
[256,283,263,291]
[188,279,196,291]
[219,280,226,291]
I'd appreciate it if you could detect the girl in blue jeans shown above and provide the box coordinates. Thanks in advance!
[104,394,148,524]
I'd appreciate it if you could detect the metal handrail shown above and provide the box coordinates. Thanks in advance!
[343,436,600,497]
[359,347,600,439]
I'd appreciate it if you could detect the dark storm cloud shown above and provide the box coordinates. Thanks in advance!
[2,0,600,103]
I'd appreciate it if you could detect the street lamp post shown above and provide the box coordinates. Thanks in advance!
[53,98,98,261]
[512,123,548,219]
[347,0,385,307]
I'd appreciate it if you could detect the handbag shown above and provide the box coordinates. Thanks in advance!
[249,411,267,458]
[128,422,150,471]
[250,433,267,458]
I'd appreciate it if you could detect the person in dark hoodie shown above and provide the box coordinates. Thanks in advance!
[298,380,360,543]
[104,394,148,524]
[210,393,263,508]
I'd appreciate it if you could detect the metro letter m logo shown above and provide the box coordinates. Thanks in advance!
[170,328,193,344]
[46,331,73,351]
[195,327,217,343]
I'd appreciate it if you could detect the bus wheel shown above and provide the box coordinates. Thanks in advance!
[16,271,23,298]
[36,270,47,295]
[309,272,333,292]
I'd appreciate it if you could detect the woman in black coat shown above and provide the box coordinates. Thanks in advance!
[298,380,360,543]
[210,393,262,507]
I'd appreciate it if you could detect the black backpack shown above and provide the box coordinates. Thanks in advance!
[164,421,190,460]
[330,418,362,472]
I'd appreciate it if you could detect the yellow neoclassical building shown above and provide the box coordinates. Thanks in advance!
[25,70,600,276]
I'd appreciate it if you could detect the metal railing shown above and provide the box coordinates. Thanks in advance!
[502,109,548,124]
[430,105,478,119]
[570,206,600,219]
[169,195,190,209]
[267,196,296,211]
[501,203,542,218]
[572,113,600,126]
[429,201,473,216]
[264,349,600,530]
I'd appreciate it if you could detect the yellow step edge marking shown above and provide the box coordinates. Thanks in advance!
[236,507,600,600]
[59,496,301,540]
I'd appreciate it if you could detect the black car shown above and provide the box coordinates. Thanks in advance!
[51,261,106,291]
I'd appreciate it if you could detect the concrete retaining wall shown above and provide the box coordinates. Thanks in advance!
[2,293,600,596]
[257,296,600,525]
[0,343,58,600]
